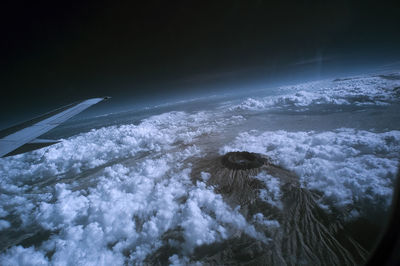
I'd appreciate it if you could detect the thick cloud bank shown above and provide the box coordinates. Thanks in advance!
[232,74,400,111]
[0,72,399,265]
[221,128,400,215]
[0,111,259,265]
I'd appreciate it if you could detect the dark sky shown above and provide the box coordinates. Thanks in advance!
[1,0,400,127]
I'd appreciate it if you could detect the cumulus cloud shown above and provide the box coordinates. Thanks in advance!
[230,74,400,111]
[0,111,251,265]
[0,246,49,266]
[0,220,11,231]
[0,73,398,264]
[255,173,283,209]
[221,128,400,213]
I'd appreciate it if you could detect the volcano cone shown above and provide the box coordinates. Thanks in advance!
[187,151,367,265]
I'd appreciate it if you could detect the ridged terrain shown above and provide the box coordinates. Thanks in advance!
[183,152,368,265]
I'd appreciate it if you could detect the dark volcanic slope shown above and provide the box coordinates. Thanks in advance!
[173,151,368,265]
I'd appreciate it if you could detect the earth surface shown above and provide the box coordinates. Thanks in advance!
[1,71,400,265]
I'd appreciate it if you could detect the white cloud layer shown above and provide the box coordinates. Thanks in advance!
[0,73,398,265]
[0,111,256,265]
[231,74,400,111]
[221,128,400,213]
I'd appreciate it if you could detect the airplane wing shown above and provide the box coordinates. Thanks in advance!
[0,97,110,158]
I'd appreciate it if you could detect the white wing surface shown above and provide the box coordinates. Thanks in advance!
[0,97,109,157]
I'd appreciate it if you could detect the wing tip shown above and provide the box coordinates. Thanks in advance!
[85,96,111,104]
